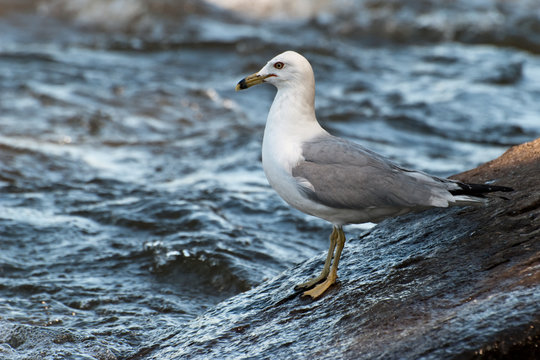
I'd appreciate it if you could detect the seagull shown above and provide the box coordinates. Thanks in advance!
[235,50,512,299]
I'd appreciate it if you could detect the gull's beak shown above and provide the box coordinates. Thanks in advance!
[235,72,274,91]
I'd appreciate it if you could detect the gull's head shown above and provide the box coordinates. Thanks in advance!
[235,51,314,91]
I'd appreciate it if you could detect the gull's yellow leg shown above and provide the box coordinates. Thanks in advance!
[303,226,346,299]
[295,226,338,290]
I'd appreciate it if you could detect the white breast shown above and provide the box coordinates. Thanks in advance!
[262,133,304,210]
[261,90,327,214]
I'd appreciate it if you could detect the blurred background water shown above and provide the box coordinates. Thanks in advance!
[0,0,539,358]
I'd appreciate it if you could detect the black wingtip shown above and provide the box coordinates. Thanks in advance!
[489,185,514,192]
[450,182,514,196]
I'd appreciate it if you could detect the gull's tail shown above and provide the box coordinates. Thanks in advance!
[449,181,513,205]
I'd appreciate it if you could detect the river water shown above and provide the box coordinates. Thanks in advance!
[1,0,539,358]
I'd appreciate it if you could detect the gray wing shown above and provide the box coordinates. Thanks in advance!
[292,135,456,210]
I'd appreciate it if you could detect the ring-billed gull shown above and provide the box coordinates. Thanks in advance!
[235,51,512,299]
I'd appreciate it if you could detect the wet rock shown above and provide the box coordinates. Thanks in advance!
[147,138,540,360]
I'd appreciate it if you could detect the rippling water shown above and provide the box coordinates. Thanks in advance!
[1,0,539,358]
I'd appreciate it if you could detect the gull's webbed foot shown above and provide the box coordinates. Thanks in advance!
[302,270,337,299]
[294,271,328,291]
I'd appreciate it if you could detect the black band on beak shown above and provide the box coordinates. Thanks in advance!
[237,78,248,90]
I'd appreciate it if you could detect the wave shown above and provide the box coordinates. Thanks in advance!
[36,0,217,32]
[3,0,539,52]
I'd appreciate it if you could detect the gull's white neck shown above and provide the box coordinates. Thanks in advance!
[262,82,326,176]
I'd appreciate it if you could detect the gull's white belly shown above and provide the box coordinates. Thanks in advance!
[262,163,304,209]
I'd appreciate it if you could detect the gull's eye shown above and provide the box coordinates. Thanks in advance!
[274,61,284,69]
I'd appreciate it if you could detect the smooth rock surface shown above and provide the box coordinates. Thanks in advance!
[146,138,540,360]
